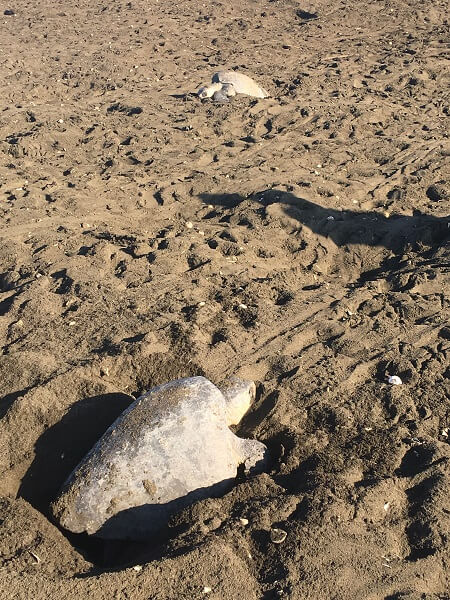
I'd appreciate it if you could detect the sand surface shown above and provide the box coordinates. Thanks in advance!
[0,0,449,598]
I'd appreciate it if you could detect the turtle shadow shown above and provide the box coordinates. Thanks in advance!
[72,479,237,574]
[91,479,236,542]
[198,190,449,256]
[18,393,134,521]
[168,92,197,100]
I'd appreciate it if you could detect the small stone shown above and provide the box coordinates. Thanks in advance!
[202,587,212,594]
[239,517,249,526]
[185,221,193,229]
[238,303,248,309]
[133,565,142,572]
[270,528,287,544]
[4,9,15,15]
[387,375,402,385]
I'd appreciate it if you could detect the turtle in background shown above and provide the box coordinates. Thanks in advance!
[52,376,268,540]
[198,70,270,102]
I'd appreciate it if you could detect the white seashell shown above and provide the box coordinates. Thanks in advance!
[388,375,402,385]
[270,528,287,544]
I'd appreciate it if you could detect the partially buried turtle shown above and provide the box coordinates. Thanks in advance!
[198,70,270,102]
[51,376,268,540]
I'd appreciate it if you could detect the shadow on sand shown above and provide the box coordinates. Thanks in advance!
[199,189,449,253]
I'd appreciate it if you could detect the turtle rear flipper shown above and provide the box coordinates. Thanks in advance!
[237,438,269,475]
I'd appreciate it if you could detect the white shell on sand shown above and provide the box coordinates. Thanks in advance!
[51,376,267,540]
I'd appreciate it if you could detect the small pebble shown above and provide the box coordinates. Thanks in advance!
[327,215,335,221]
[388,375,402,385]
[239,518,249,526]
[202,587,212,594]
[270,528,287,544]
[383,502,390,512]
[198,301,206,307]
[133,565,142,572]
[238,303,248,309]
[185,221,193,229]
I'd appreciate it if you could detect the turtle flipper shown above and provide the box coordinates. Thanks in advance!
[237,438,269,475]
[212,88,230,103]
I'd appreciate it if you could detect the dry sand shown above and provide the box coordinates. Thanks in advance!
[0,0,449,598]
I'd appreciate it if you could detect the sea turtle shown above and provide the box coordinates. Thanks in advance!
[51,376,268,540]
[197,70,269,102]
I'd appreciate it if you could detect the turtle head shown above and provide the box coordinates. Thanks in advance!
[220,378,256,426]
[197,82,223,99]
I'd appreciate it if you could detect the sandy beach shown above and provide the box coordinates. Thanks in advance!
[0,0,449,598]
